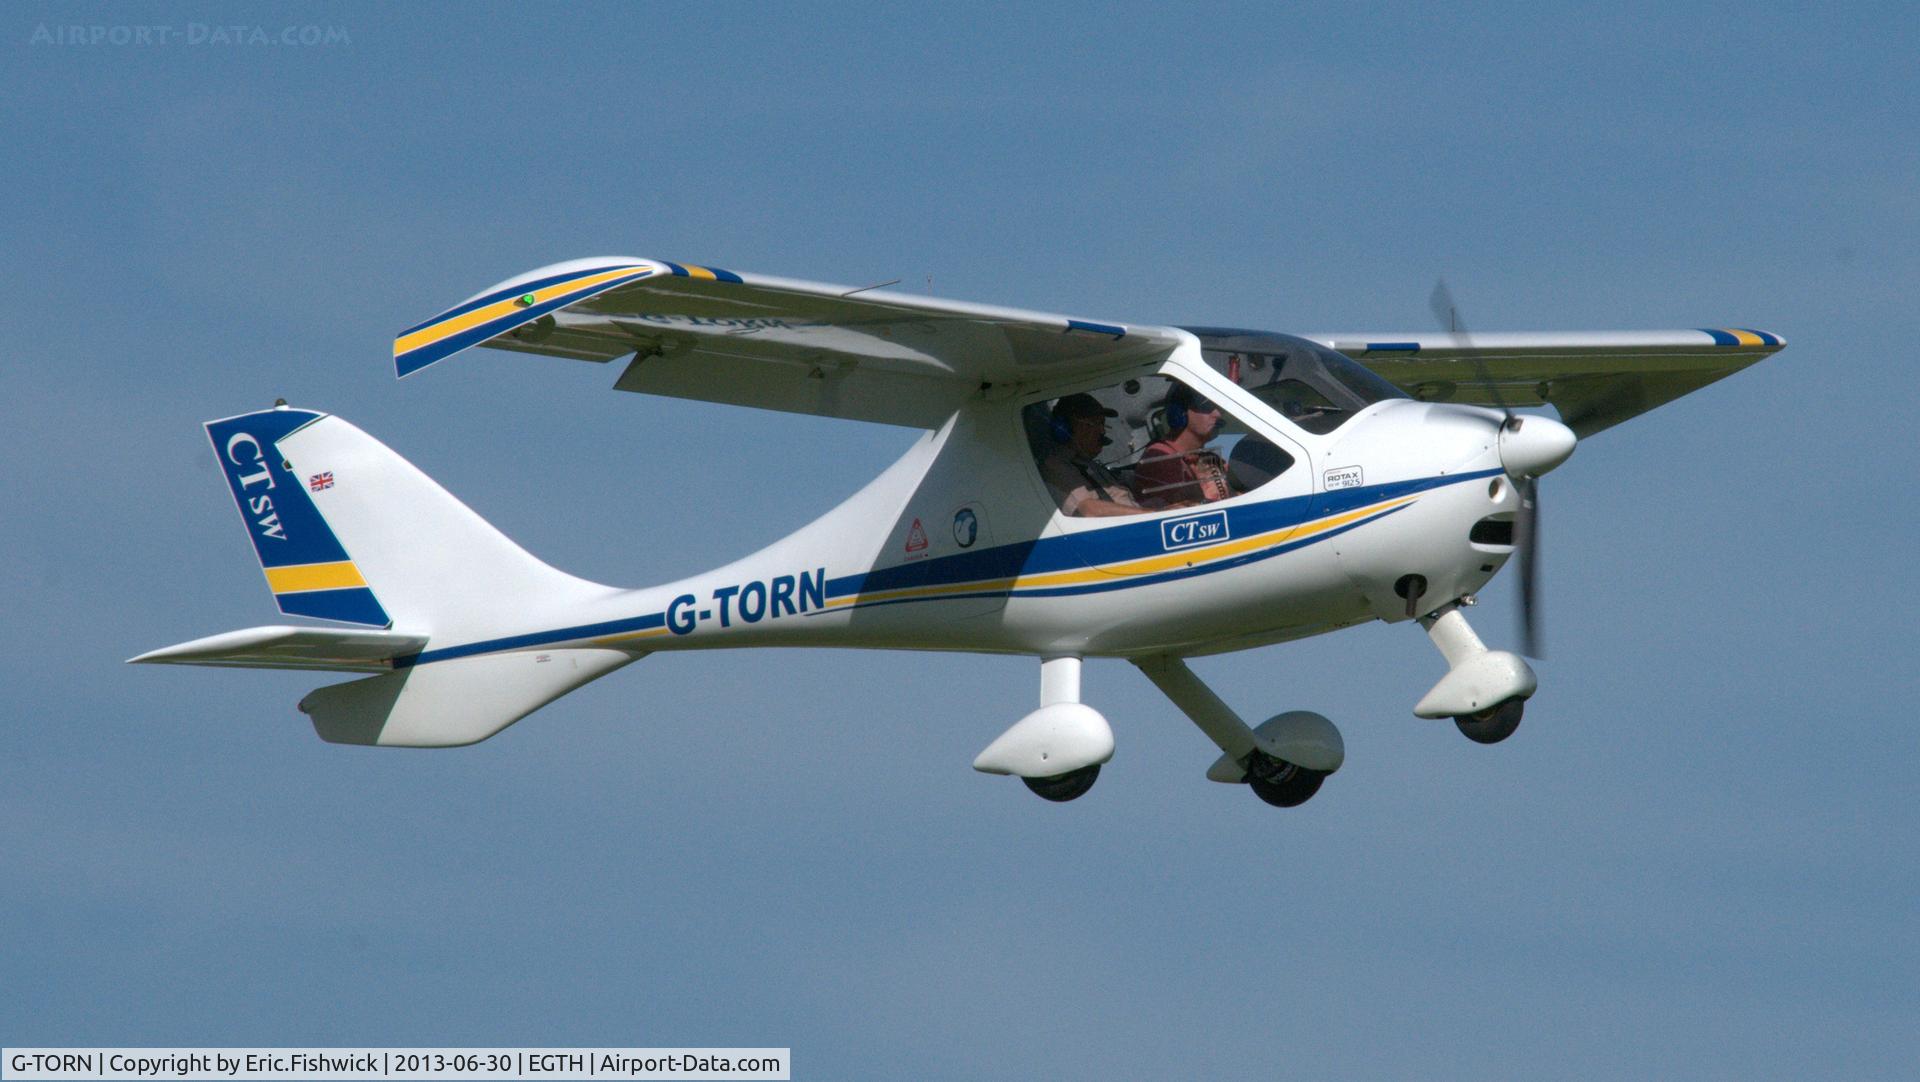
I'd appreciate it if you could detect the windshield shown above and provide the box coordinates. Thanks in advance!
[1188,330,1409,435]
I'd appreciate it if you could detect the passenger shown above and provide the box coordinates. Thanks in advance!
[1134,384,1232,507]
[1039,393,1144,517]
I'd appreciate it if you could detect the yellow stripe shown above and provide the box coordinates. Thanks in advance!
[682,265,718,280]
[588,627,673,646]
[394,266,649,357]
[1727,329,1764,347]
[825,495,1420,607]
[266,561,368,594]
[1016,495,1418,589]
[836,577,1019,607]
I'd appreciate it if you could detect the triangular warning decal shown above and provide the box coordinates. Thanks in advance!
[905,518,929,552]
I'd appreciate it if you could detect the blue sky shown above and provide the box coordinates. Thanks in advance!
[3,2,1916,1077]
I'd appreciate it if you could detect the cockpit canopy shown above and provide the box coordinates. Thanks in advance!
[1186,329,1409,434]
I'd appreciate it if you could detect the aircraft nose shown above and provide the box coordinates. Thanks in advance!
[1498,415,1577,478]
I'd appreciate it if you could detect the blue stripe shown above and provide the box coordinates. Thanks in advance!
[1699,328,1738,346]
[396,612,669,668]
[664,258,744,282]
[824,470,1501,602]
[1010,503,1412,598]
[281,587,389,627]
[1735,327,1781,347]
[660,261,742,282]
[1066,319,1126,339]
[1364,342,1421,352]
[398,469,1499,667]
[1315,468,1501,515]
[398,266,639,337]
[825,502,1415,614]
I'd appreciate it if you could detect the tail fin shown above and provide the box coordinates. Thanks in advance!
[205,405,611,637]
[151,405,635,747]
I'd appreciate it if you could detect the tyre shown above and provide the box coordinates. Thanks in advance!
[1455,697,1524,744]
[1248,764,1326,807]
[1022,763,1101,802]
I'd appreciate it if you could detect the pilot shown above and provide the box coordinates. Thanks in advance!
[1133,383,1233,507]
[1040,393,1144,517]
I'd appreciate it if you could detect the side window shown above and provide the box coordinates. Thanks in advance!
[1024,375,1295,518]
[1206,344,1407,435]
[1257,377,1347,434]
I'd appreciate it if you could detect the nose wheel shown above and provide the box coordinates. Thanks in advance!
[1022,764,1102,802]
[1414,602,1538,746]
[1454,697,1524,744]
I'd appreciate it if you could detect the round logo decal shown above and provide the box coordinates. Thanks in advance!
[952,507,979,548]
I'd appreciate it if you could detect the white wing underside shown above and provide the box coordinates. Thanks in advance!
[1298,329,1783,436]
[395,257,1781,435]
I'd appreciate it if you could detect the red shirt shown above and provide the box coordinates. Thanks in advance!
[1133,441,1230,506]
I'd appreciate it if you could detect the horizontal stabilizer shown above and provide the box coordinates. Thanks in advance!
[299,647,640,747]
[129,626,429,673]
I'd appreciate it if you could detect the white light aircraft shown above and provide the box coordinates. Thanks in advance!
[134,257,1782,806]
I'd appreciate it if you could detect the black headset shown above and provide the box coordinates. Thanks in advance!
[1164,398,1189,436]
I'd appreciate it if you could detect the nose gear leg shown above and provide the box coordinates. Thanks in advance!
[1413,601,1536,719]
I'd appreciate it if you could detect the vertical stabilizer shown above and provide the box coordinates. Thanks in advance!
[204,406,614,637]
[184,405,634,747]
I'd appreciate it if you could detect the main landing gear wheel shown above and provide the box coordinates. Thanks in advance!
[1245,753,1327,808]
[1022,764,1101,802]
[1454,698,1524,745]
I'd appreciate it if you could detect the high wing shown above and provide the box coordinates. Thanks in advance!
[1304,329,1784,437]
[395,257,1185,428]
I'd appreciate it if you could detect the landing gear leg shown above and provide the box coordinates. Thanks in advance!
[1414,601,1535,744]
[1132,656,1342,808]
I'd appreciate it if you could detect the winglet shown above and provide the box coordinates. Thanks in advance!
[393,260,659,377]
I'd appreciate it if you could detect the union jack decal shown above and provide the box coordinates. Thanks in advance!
[308,472,334,492]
